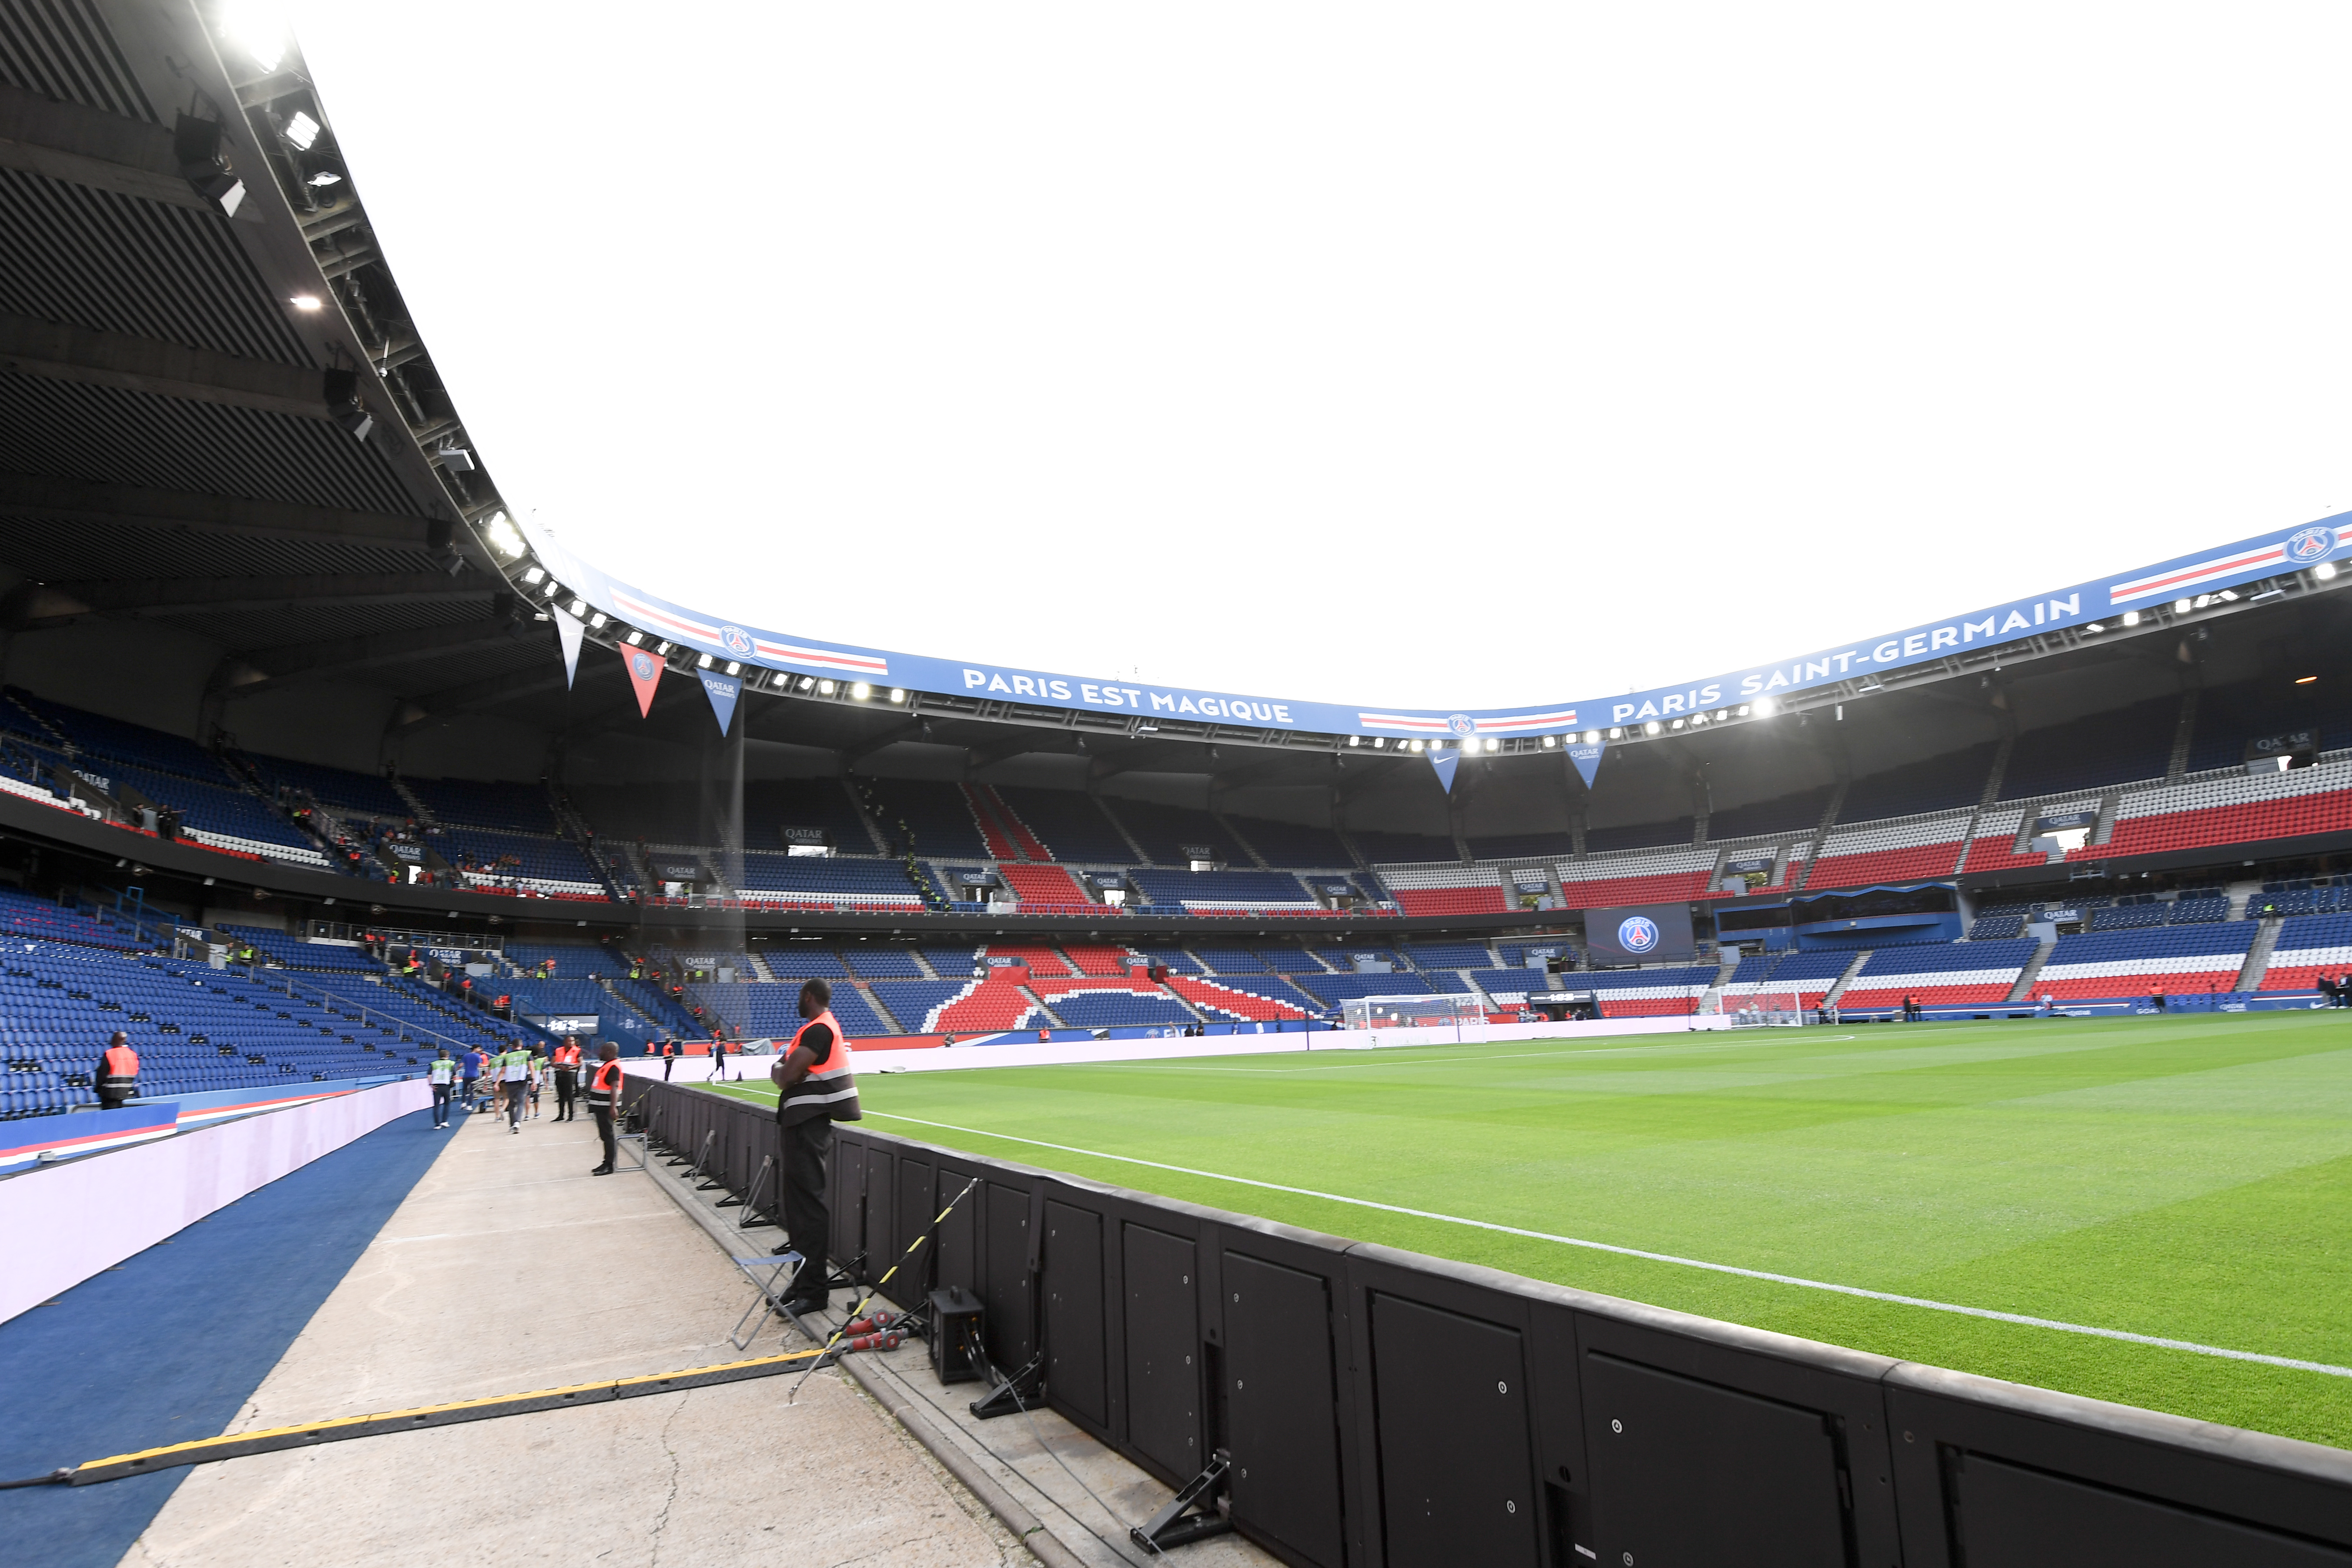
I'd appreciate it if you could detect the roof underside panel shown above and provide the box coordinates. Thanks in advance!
[0,0,154,122]
[174,597,500,648]
[0,374,422,514]
[0,510,441,579]
[0,170,314,362]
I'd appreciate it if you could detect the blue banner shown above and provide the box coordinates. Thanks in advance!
[1567,738,1606,788]
[1429,746,1459,794]
[697,669,741,736]
[516,509,2350,743]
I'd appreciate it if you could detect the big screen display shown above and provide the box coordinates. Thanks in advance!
[1584,902,1696,965]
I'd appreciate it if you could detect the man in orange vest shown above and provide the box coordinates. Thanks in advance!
[551,1035,583,1121]
[661,1039,677,1080]
[586,1042,627,1175]
[96,1029,139,1110]
[768,978,860,1313]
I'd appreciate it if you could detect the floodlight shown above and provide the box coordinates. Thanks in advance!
[1645,722,1661,735]
[2297,675,2319,684]
[283,110,321,150]
[1584,730,1599,743]
[726,661,741,675]
[798,676,816,691]
[1348,735,1361,747]
[521,565,545,584]
[566,597,588,617]
[1608,728,1623,739]
[2086,622,2105,632]
[218,0,288,69]
[1735,706,1750,717]
[1541,736,1556,748]
[1485,738,1499,752]
[436,444,474,472]
[698,654,713,669]
[889,689,906,703]
[625,630,643,645]
[588,612,607,629]
[852,682,871,699]
[1752,697,1777,717]
[482,509,523,555]
[1670,719,1685,730]
[2218,589,2240,602]
[819,680,836,695]
[2121,609,2139,625]
[172,114,246,215]
[307,171,341,188]
[1409,739,1425,752]
[2174,598,2193,612]
[655,641,671,654]
[290,294,322,312]
[2319,562,2340,581]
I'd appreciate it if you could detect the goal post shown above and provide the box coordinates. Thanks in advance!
[1341,993,1485,1032]
[1723,989,1807,1027]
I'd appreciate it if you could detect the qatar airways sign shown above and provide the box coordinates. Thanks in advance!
[518,512,2348,744]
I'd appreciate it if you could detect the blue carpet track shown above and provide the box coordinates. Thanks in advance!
[0,1107,449,1568]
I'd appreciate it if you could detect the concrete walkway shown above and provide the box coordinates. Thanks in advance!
[121,1103,1018,1567]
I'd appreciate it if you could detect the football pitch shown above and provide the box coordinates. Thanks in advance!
[708,1010,2352,1449]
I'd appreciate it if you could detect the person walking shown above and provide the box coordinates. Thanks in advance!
[587,1043,626,1176]
[551,1036,582,1121]
[709,1036,729,1082]
[498,1043,532,1133]
[769,979,860,1314]
[528,1047,549,1120]
[459,1046,486,1114]
[95,1030,139,1110]
[661,1040,676,1080]
[428,1046,457,1128]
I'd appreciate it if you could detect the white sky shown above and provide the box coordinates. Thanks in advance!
[274,3,2352,711]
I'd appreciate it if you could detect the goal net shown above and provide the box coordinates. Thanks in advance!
[1340,993,1486,1031]
[1723,989,1806,1027]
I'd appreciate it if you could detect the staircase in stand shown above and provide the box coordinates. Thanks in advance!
[2237,917,2282,992]
[2006,938,2058,1003]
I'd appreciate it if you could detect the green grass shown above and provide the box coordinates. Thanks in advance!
[709,1011,2352,1448]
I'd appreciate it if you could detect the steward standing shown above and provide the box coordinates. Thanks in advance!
[428,1046,457,1128]
[551,1036,582,1122]
[768,978,860,1314]
[95,1030,139,1110]
[586,1043,626,1175]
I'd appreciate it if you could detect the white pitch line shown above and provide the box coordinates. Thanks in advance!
[860,1109,2352,1382]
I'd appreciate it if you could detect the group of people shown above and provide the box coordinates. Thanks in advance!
[424,1033,632,1172]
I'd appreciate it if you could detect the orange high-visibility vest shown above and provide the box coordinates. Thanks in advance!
[553,1044,582,1067]
[588,1059,625,1107]
[776,1009,859,1126]
[98,1043,139,1089]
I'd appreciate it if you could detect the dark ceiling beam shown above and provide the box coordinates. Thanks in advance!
[1210,758,1296,793]
[967,729,1064,772]
[23,571,484,624]
[0,80,212,213]
[1086,740,1201,782]
[0,312,335,419]
[391,662,600,735]
[1334,755,1415,802]
[218,617,523,701]
[0,472,443,548]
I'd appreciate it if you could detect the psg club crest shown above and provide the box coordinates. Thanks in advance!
[719,625,755,656]
[1618,915,1659,954]
[630,651,657,681]
[2286,527,2335,564]
[1446,713,1478,736]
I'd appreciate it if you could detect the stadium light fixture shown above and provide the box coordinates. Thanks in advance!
[2297,675,2319,684]
[1607,728,1623,739]
[1688,713,1705,726]
[483,511,526,560]
[1348,735,1361,747]
[1485,738,1500,752]
[588,612,608,629]
[521,566,545,585]
[1371,737,1385,748]
[2121,609,2140,625]
[307,171,341,189]
[1670,719,1685,730]
[283,110,322,150]
[697,653,713,669]
[1645,722,1661,735]
[1584,730,1600,743]
[654,641,671,654]
[2218,589,2240,602]
[889,688,906,703]
[819,679,836,695]
[852,682,871,700]
[290,294,322,312]
[2174,598,2194,612]
[566,597,588,617]
[219,0,288,69]
[625,630,643,645]
[1751,697,1777,717]
[1409,739,1425,752]
[1541,735,1556,748]
[2318,562,2340,581]
[726,661,741,675]
[2085,622,2104,632]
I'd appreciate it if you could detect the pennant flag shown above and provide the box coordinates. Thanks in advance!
[623,645,664,718]
[1567,736,1606,789]
[698,669,742,736]
[1428,742,1460,793]
[552,609,584,689]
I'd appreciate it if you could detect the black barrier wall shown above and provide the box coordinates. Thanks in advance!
[636,1081,2352,1567]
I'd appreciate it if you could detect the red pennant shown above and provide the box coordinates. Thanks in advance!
[623,645,664,717]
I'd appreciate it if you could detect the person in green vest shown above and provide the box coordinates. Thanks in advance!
[496,1043,532,1133]
[427,1046,457,1129]
[527,1048,549,1120]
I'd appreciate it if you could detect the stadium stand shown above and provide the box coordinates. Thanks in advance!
[1706,786,1835,842]
[1232,815,1356,868]
[2258,914,2352,993]
[1060,943,1139,976]
[7,691,224,781]
[841,946,927,978]
[1999,698,2178,799]
[406,776,560,834]
[1720,949,1853,1003]
[2029,923,2258,1001]
[1345,827,1458,865]
[1804,810,1973,890]
[1580,964,1718,1016]
[759,944,851,977]
[1554,844,1719,909]
[436,828,605,897]
[1131,944,1208,975]
[2090,762,2352,859]
[1586,817,1696,854]
[1128,868,1320,912]
[984,943,1074,975]
[744,779,877,853]
[735,853,923,908]
[1000,864,1101,910]
[689,981,895,1039]
[2182,676,2352,775]
[1958,806,2051,875]
[1171,974,1322,1015]
[249,756,412,819]
[1044,991,1196,1028]
[1112,799,1253,866]
[862,780,991,860]
[1464,830,1577,862]
[866,980,978,1032]
[1836,939,2039,1010]
[1968,914,2027,939]
[1368,863,1504,917]
[1837,743,2000,822]
[991,787,1133,863]
[1400,940,1498,970]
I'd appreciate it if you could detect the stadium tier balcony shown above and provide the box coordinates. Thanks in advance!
[2182,676,2352,775]
[1497,940,1576,968]
[1836,939,2039,1011]
[1706,786,1835,842]
[1374,863,1506,917]
[1803,810,1973,891]
[2088,762,2352,859]
[999,864,1101,911]
[1552,844,1719,910]
[759,944,851,977]
[1998,698,2178,800]
[744,779,877,854]
[863,780,990,860]
[1957,806,2053,876]
[1166,975,1315,1020]
[1968,914,2027,939]
[2258,914,2352,993]
[1399,940,1498,970]
[2250,886,2344,917]
[2029,923,2257,1001]
[1131,945,1208,975]
[733,852,923,909]
[840,946,926,978]
[503,943,630,982]
[1127,868,1320,913]
[5,689,224,781]
[437,828,606,898]
[991,786,1133,863]
[251,756,412,819]
[405,776,560,834]
[215,923,377,972]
